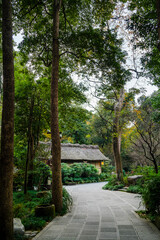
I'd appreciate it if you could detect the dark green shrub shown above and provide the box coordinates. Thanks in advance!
[142,176,160,214]
[13,169,24,190]
[101,161,114,177]
[22,216,46,230]
[99,172,108,181]
[13,188,72,230]
[61,188,73,215]
[126,185,143,194]
[102,175,124,190]
[61,162,99,184]
[32,161,52,189]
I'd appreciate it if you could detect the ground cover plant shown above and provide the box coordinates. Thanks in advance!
[13,188,72,232]
[102,175,125,191]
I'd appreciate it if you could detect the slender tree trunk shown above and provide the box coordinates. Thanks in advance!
[24,97,34,194]
[0,0,14,239]
[153,159,158,174]
[112,89,124,181]
[27,135,34,190]
[51,0,63,213]
[156,0,160,49]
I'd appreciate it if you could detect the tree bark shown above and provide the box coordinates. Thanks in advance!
[156,0,160,49]
[24,97,34,194]
[0,0,14,239]
[112,89,124,181]
[51,0,63,213]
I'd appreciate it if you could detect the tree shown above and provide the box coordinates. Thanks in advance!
[130,95,160,173]
[0,0,14,239]
[12,0,121,211]
[112,88,125,181]
[14,57,51,193]
[51,0,62,213]
[128,0,160,86]
[91,87,137,180]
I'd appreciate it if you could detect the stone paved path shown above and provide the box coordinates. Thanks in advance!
[33,182,160,240]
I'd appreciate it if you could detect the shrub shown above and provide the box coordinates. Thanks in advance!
[13,169,24,190]
[99,172,108,181]
[142,176,160,215]
[101,161,114,177]
[32,161,52,190]
[61,162,99,184]
[22,216,46,230]
[102,175,124,191]
[126,185,143,194]
[13,188,72,231]
[61,188,73,215]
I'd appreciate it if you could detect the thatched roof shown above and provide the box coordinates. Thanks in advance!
[61,143,108,161]
[39,142,109,162]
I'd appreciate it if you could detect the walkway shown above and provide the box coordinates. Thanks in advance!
[33,182,160,240]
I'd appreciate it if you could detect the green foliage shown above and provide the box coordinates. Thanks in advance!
[133,166,156,176]
[126,185,143,194]
[102,175,124,191]
[32,161,52,190]
[61,188,73,215]
[22,216,46,231]
[13,188,72,231]
[13,169,24,190]
[13,161,52,191]
[61,163,99,184]
[142,176,160,214]
[101,161,114,177]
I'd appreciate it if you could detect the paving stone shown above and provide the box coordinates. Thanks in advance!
[85,221,99,225]
[119,229,137,236]
[64,228,81,233]
[120,236,139,240]
[79,235,97,240]
[58,238,77,240]
[100,227,117,232]
[81,230,98,235]
[99,232,117,238]
[83,225,99,230]
[99,239,117,240]
[100,222,116,228]
[59,232,79,237]
[118,225,134,230]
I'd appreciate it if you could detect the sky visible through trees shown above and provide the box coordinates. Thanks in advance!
[13,29,157,110]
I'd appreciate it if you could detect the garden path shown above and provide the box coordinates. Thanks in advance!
[33,182,160,240]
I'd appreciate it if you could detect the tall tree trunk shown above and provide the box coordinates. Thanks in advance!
[156,0,160,50]
[112,89,124,181]
[51,0,63,213]
[27,135,34,190]
[0,0,14,239]
[24,97,34,194]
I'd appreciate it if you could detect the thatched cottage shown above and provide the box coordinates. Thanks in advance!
[39,142,109,173]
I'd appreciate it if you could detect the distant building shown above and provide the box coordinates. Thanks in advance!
[39,142,109,173]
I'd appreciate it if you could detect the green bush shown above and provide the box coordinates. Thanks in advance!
[132,166,157,177]
[126,185,143,194]
[32,161,52,189]
[101,161,114,177]
[142,176,160,214]
[102,175,124,191]
[99,172,108,181]
[22,216,46,230]
[61,163,99,184]
[13,188,72,231]
[13,169,24,190]
[61,188,73,215]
